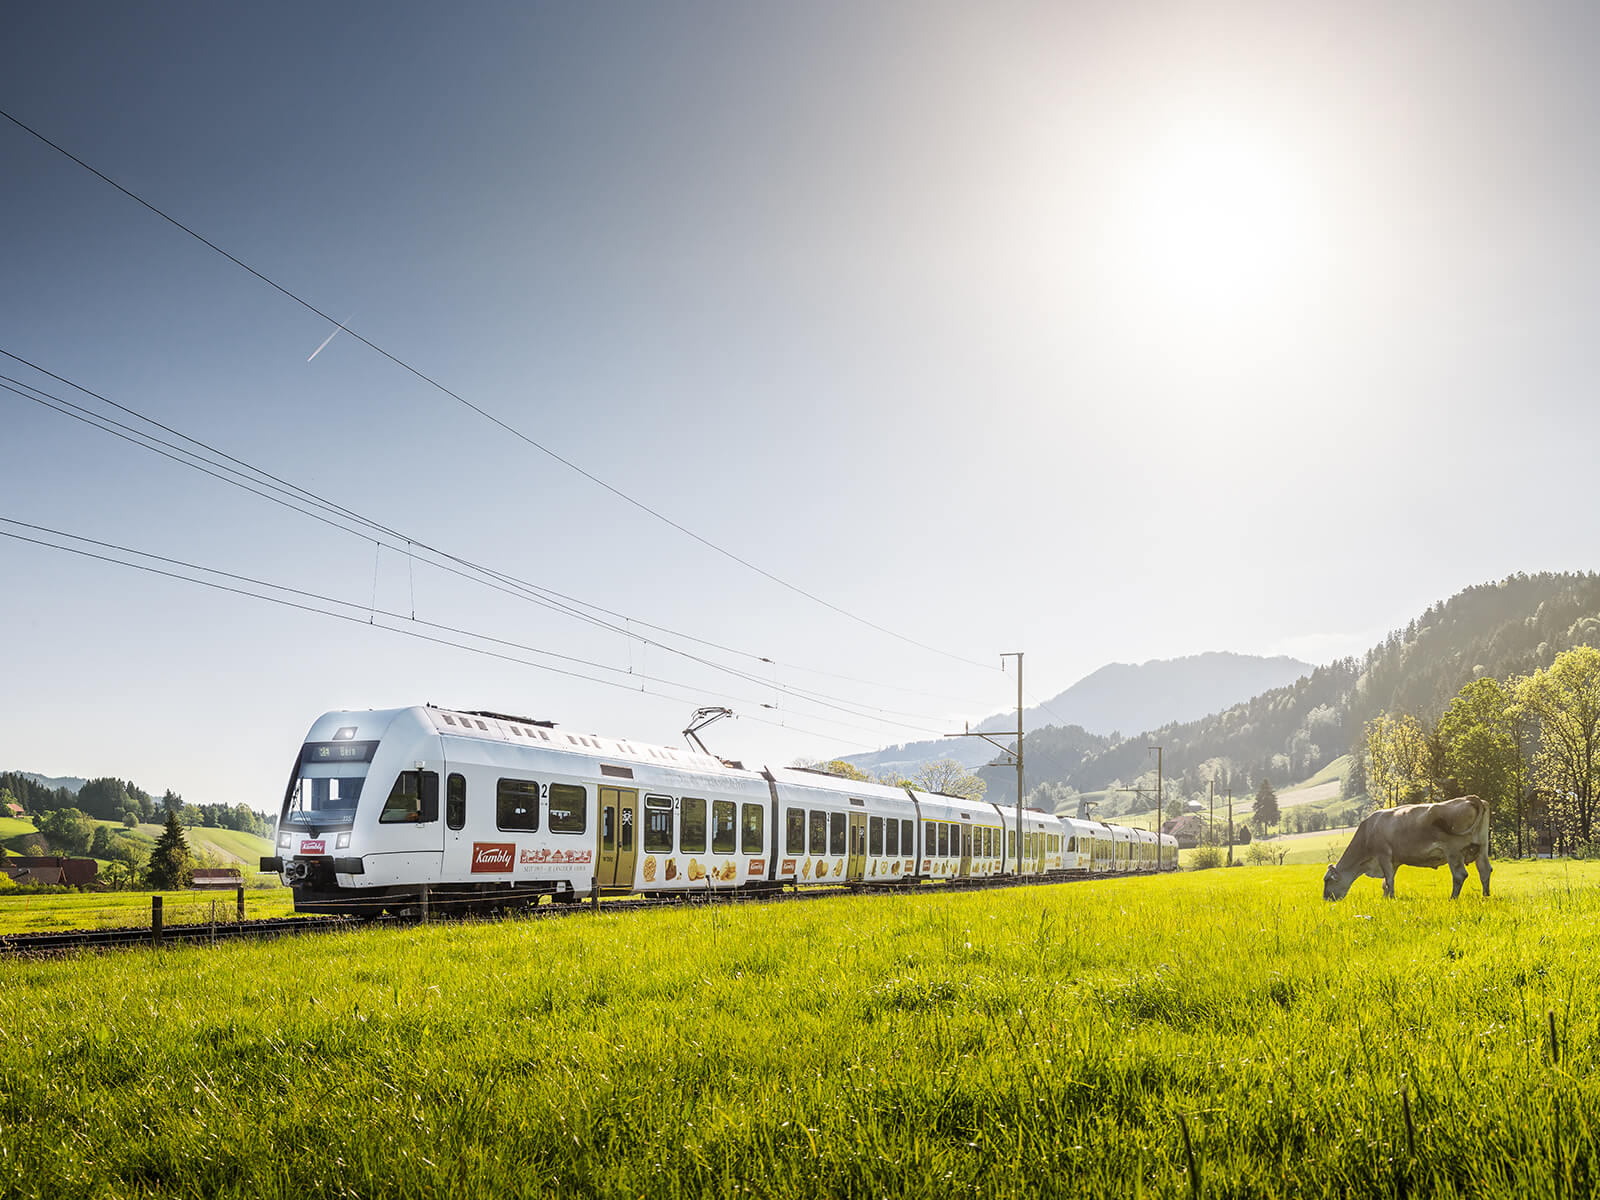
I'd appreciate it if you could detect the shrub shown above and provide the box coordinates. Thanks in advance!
[1245,842,1277,866]
[1190,845,1223,870]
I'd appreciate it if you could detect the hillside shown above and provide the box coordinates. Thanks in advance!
[979,572,1600,806]
[842,651,1309,777]
[2,816,273,868]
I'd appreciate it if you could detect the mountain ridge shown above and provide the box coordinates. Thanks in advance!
[842,651,1312,777]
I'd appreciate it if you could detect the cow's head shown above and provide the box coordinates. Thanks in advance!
[1323,864,1355,901]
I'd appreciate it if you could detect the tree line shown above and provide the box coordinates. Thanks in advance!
[0,771,272,838]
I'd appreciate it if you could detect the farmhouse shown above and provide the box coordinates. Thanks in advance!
[1,856,98,887]
[1161,813,1207,849]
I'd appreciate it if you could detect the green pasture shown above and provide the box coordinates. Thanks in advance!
[0,887,296,935]
[2,862,1599,1198]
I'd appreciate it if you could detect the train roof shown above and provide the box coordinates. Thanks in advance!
[421,706,748,776]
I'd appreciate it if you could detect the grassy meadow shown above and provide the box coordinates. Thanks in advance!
[3,862,1599,1197]
[0,887,297,935]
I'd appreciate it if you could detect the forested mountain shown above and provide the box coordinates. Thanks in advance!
[978,572,1600,807]
[842,651,1309,777]
[17,772,86,793]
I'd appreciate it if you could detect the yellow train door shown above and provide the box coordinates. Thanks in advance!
[598,787,639,889]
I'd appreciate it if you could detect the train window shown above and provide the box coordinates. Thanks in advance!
[1008,830,1016,858]
[786,807,805,855]
[937,823,949,857]
[496,778,541,832]
[549,784,586,834]
[902,820,913,858]
[809,810,827,856]
[446,773,466,830]
[885,817,898,856]
[924,820,937,857]
[380,770,438,824]
[713,801,736,854]
[644,798,673,854]
[869,816,883,856]
[741,803,763,854]
[680,797,706,852]
[829,812,846,856]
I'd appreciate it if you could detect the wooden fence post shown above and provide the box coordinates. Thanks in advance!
[152,896,163,946]
[236,884,245,923]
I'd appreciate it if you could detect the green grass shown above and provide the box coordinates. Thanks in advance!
[0,888,295,934]
[2,862,1599,1197]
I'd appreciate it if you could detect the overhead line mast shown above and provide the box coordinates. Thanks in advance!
[948,652,1024,876]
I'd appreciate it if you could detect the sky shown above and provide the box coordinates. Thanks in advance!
[3,1,1598,812]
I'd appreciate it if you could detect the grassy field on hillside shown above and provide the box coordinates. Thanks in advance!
[3,863,1598,1197]
[1,815,274,874]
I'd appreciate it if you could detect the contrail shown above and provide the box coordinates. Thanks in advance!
[307,311,357,362]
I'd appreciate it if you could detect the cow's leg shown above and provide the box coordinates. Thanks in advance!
[1380,855,1396,898]
[1448,853,1468,899]
[1476,845,1492,896]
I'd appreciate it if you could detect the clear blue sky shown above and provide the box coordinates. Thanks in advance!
[3,1,1598,810]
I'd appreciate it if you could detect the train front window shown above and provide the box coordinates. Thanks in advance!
[282,739,380,827]
[284,773,365,826]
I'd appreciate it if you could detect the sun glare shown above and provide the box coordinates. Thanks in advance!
[1112,115,1317,333]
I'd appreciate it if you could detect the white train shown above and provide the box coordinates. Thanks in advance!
[263,706,1178,915]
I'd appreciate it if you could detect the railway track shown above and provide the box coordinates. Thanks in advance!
[0,866,1147,957]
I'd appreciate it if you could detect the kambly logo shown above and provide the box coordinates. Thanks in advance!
[300,839,327,855]
[471,842,516,873]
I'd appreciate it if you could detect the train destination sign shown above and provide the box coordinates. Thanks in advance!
[301,740,380,765]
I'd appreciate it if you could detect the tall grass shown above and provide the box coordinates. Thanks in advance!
[2,862,1598,1197]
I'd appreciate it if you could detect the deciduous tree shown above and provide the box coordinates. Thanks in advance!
[1517,646,1600,844]
[1437,677,1522,853]
[913,759,988,802]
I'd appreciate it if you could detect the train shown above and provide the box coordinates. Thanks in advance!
[261,705,1178,915]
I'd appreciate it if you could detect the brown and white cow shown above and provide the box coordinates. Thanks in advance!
[1323,795,1491,900]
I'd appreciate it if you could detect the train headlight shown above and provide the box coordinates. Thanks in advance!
[335,832,351,850]
[277,831,291,849]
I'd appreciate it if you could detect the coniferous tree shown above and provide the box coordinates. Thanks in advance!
[1253,778,1280,832]
[145,810,193,890]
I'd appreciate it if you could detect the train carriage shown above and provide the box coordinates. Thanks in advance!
[766,768,918,887]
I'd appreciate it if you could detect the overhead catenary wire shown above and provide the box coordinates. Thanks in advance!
[0,518,896,751]
[0,105,999,674]
[0,350,1002,726]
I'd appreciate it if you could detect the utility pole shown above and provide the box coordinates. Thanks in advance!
[948,652,1024,876]
[1209,778,1215,852]
[1227,788,1234,867]
[1150,745,1164,870]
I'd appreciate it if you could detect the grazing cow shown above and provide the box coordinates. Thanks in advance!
[1323,795,1491,901]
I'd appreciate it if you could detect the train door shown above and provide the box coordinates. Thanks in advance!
[847,813,866,882]
[958,824,972,878]
[598,787,639,889]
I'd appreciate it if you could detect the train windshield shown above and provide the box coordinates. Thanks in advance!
[281,740,378,827]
